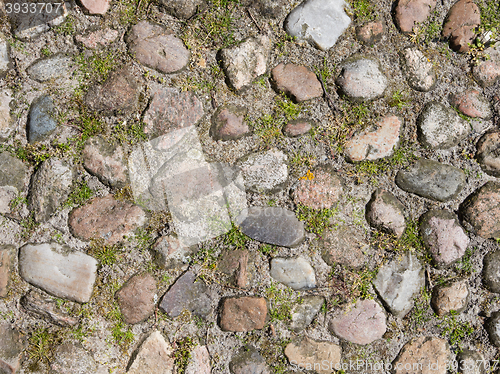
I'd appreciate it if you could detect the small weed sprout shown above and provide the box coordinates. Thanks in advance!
[438,310,474,351]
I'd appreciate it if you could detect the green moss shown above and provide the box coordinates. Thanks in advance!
[295,203,337,236]
[74,50,120,86]
[53,15,76,36]
[455,248,475,276]
[222,223,248,250]
[388,90,410,109]
[64,181,94,208]
[409,286,432,330]
[27,328,61,370]
[266,281,295,322]
[347,0,375,22]
[174,337,198,374]
[88,239,120,266]
[439,310,474,351]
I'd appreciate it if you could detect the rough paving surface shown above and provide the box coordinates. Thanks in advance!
[1,0,500,373]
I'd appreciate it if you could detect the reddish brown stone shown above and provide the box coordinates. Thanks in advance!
[219,296,267,332]
[271,63,322,102]
[79,0,110,14]
[75,28,119,49]
[68,195,147,244]
[292,167,343,209]
[460,182,500,239]
[283,119,314,137]
[356,21,384,44]
[431,279,468,316]
[218,249,250,288]
[476,132,500,177]
[393,337,450,374]
[116,273,156,324]
[395,0,437,33]
[210,105,250,141]
[442,0,480,53]
[450,90,492,119]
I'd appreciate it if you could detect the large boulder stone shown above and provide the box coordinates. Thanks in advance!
[450,90,492,120]
[442,0,481,53]
[270,257,316,290]
[431,279,469,316]
[219,296,267,332]
[185,345,211,374]
[238,149,288,193]
[290,295,324,332]
[210,105,250,141]
[291,166,343,209]
[79,0,111,15]
[460,182,500,239]
[0,323,24,374]
[392,337,450,374]
[218,249,253,289]
[50,342,97,374]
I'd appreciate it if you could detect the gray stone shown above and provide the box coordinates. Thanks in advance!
[372,252,425,318]
[336,56,388,101]
[284,336,341,374]
[290,295,324,332]
[50,342,97,374]
[29,158,73,222]
[126,21,190,74]
[400,48,437,92]
[473,45,500,87]
[431,279,469,316]
[0,323,23,374]
[0,152,27,193]
[10,3,68,40]
[220,35,271,92]
[0,89,14,139]
[0,187,17,215]
[210,105,250,141]
[487,311,500,347]
[392,337,450,374]
[20,291,78,326]
[318,225,368,269]
[83,136,128,188]
[150,235,196,270]
[457,350,488,374]
[116,273,156,324]
[18,243,98,303]
[229,346,270,374]
[420,209,469,268]
[270,257,316,290]
[185,345,211,374]
[366,189,406,238]
[27,54,73,82]
[159,0,206,19]
[27,95,58,143]
[395,159,466,202]
[127,331,174,374]
[0,33,11,77]
[476,132,500,177]
[159,271,212,318]
[460,182,500,239]
[483,250,500,293]
[329,299,386,345]
[0,245,14,298]
[238,207,305,248]
[284,0,351,51]
[417,102,471,149]
[237,148,288,193]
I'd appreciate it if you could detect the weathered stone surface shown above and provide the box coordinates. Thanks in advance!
[159,271,212,318]
[318,225,368,269]
[219,249,252,289]
[9,3,68,40]
[0,187,16,215]
[27,94,58,143]
[117,273,156,324]
[431,279,468,316]
[442,0,480,53]
[366,189,406,238]
[159,0,206,19]
[252,0,287,18]
[345,115,402,162]
[0,323,23,374]
[450,90,492,119]
[284,336,341,374]
[460,182,500,239]
[27,54,73,82]
[69,195,147,244]
[75,28,119,49]
[420,210,469,268]
[336,56,388,101]
[127,331,174,374]
[210,105,250,141]
[329,299,386,345]
[185,345,211,374]
[356,21,384,44]
[79,0,111,15]
[219,296,267,332]
[290,295,324,332]
[395,159,466,202]
[292,167,343,209]
[401,48,437,92]
[150,235,196,270]
[284,0,351,51]
[0,151,27,193]
[0,33,11,77]
[220,35,270,92]
[85,66,141,115]
[373,252,425,317]
[0,89,14,139]
[237,149,288,193]
[476,132,500,177]
[473,51,500,88]
[143,85,204,137]
[395,0,437,33]
[0,245,14,298]
[393,337,450,374]
[457,350,488,374]
[270,257,316,290]
[20,291,78,326]
[29,158,73,222]
[229,346,270,374]
[271,63,322,102]
[19,243,98,303]
[238,207,305,248]
[283,119,314,137]
[50,342,97,374]
[83,136,128,188]
[487,311,500,347]
[483,250,500,293]
[417,102,470,149]
[127,21,189,74]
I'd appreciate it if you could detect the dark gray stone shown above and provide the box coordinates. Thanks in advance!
[27,95,58,143]
[487,311,500,347]
[237,207,305,248]
[229,346,270,374]
[483,250,500,293]
[270,257,316,290]
[50,342,97,374]
[0,324,23,374]
[159,271,212,318]
[20,291,78,327]
[395,159,466,202]
[27,54,73,82]
[0,152,28,192]
[290,296,324,332]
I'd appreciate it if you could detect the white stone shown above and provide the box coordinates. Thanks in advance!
[238,148,288,193]
[270,257,316,290]
[0,90,13,139]
[0,33,10,75]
